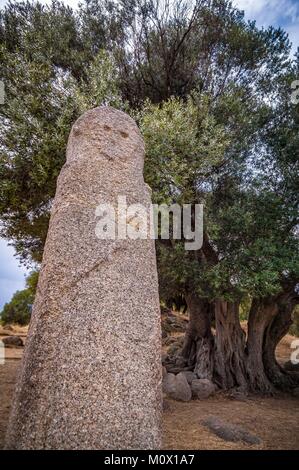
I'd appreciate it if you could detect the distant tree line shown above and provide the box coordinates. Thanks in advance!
[0,270,38,325]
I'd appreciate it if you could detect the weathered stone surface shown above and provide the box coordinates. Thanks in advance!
[163,372,192,402]
[175,372,192,401]
[181,371,196,385]
[191,379,217,399]
[2,336,24,348]
[163,373,177,396]
[202,416,261,445]
[5,107,162,450]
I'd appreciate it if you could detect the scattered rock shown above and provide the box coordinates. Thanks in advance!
[175,372,192,402]
[166,338,184,356]
[2,325,14,332]
[2,336,24,348]
[163,372,192,402]
[163,373,177,396]
[284,361,299,372]
[182,371,196,384]
[191,379,217,399]
[162,366,168,379]
[162,312,187,335]
[202,416,261,445]
[0,326,16,336]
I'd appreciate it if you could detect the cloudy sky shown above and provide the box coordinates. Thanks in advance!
[0,0,298,309]
[235,0,299,53]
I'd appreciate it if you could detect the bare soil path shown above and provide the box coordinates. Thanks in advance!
[0,324,298,450]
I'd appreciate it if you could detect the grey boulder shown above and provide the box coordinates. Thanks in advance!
[163,372,192,402]
[2,336,24,348]
[191,378,217,399]
[202,416,261,445]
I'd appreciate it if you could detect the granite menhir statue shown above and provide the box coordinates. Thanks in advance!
[5,107,162,450]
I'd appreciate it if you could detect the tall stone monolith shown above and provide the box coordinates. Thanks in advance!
[5,107,162,449]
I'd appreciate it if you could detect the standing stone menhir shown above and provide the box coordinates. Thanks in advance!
[5,107,162,449]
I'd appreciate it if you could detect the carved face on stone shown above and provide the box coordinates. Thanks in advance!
[66,107,145,171]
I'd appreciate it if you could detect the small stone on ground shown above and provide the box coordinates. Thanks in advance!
[202,416,261,445]
[163,372,192,402]
[2,336,24,348]
[191,379,217,399]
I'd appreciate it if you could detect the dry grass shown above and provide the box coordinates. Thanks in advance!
[0,360,19,447]
[163,394,299,450]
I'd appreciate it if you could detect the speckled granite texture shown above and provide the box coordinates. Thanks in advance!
[5,107,162,450]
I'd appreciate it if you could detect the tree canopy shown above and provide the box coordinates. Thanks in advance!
[0,0,298,393]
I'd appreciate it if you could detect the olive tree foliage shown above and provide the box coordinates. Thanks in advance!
[0,0,293,264]
[0,1,122,263]
[0,0,298,392]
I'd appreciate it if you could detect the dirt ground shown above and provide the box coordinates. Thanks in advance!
[164,395,299,450]
[0,325,299,450]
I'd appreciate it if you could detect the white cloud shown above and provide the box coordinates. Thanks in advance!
[234,0,299,54]
[234,0,299,24]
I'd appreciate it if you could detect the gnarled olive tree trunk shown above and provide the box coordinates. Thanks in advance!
[246,298,277,394]
[263,291,299,391]
[178,285,298,394]
[181,293,214,379]
[214,300,247,390]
